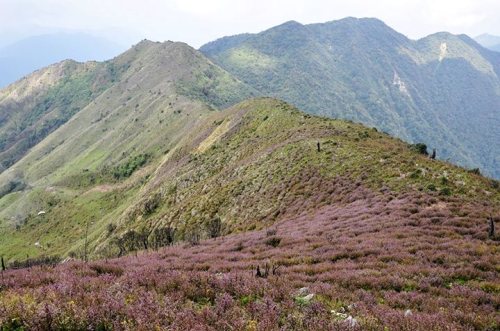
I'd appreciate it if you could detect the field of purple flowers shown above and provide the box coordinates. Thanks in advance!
[1,183,499,330]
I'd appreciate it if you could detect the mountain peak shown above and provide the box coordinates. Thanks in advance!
[266,20,305,33]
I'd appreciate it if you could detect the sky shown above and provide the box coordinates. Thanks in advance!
[0,0,499,48]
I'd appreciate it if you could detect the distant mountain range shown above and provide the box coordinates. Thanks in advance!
[0,19,499,262]
[0,33,127,88]
[201,18,500,178]
[0,19,498,331]
[475,33,500,52]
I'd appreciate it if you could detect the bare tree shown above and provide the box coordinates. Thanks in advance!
[488,217,495,239]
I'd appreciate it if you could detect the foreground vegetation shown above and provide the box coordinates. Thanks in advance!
[0,180,498,329]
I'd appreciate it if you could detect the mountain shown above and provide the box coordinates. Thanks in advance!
[0,33,127,88]
[0,39,498,330]
[475,33,500,51]
[200,18,500,179]
[0,39,257,258]
[0,63,497,261]
[0,59,120,174]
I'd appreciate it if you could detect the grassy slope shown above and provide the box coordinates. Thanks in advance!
[0,59,121,175]
[0,98,499,330]
[0,41,257,260]
[200,18,500,179]
[3,97,496,261]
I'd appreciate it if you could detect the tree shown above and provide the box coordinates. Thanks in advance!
[152,226,176,249]
[411,143,428,155]
[207,216,222,239]
[488,217,495,239]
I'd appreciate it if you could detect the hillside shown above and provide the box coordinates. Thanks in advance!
[0,33,126,88]
[0,98,499,330]
[0,59,121,176]
[200,18,500,179]
[1,95,498,259]
[0,40,257,259]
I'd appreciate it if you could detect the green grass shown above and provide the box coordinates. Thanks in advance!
[1,98,498,262]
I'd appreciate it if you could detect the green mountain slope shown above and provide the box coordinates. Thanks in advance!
[0,59,119,174]
[0,40,258,259]
[1,95,497,261]
[200,18,500,179]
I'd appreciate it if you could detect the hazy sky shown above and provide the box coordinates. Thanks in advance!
[1,0,499,48]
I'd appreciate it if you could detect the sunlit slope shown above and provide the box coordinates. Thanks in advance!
[2,98,497,260]
[201,18,500,178]
[0,40,257,259]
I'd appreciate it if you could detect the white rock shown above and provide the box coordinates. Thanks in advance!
[346,316,358,327]
[404,309,412,317]
[296,287,309,296]
[331,310,348,319]
[302,293,314,302]
[37,211,46,216]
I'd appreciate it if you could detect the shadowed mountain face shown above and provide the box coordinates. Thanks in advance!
[201,18,500,179]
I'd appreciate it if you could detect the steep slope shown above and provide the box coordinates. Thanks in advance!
[1,98,497,262]
[0,59,119,176]
[0,33,126,88]
[200,18,500,179]
[0,40,257,258]
[1,99,499,331]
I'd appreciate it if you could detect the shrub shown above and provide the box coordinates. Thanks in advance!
[439,187,452,196]
[8,255,61,269]
[90,263,124,276]
[468,168,481,175]
[152,226,176,249]
[113,153,150,179]
[411,143,428,155]
[266,228,277,237]
[265,237,281,247]
[106,223,117,236]
[142,193,161,215]
[206,217,222,238]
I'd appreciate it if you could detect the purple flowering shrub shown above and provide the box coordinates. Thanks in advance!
[0,184,498,330]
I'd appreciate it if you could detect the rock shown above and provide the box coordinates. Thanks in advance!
[37,211,46,216]
[404,309,412,317]
[346,316,358,327]
[61,257,74,264]
[296,287,309,296]
[294,292,314,305]
[302,293,314,302]
[331,310,348,319]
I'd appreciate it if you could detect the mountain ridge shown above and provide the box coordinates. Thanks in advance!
[200,18,500,179]
[0,20,498,261]
[475,33,500,52]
